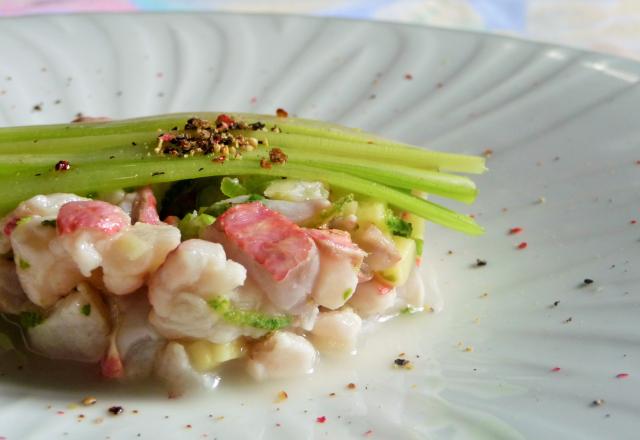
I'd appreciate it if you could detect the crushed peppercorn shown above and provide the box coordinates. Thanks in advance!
[269,148,287,165]
[259,158,272,169]
[108,406,124,415]
[475,259,487,267]
[54,160,71,171]
[154,115,261,162]
[347,383,356,390]
[393,358,413,369]
[275,108,288,118]
[82,396,97,406]
[583,278,594,285]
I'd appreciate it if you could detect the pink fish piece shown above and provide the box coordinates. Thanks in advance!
[204,202,318,310]
[57,200,130,235]
[131,187,160,225]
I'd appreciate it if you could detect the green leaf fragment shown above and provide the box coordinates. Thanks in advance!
[0,333,15,353]
[220,177,248,198]
[201,201,232,217]
[386,209,413,238]
[342,288,353,300]
[314,194,354,226]
[16,216,32,226]
[178,212,215,240]
[208,296,292,331]
[81,304,91,316]
[18,258,30,270]
[41,219,57,227]
[19,311,43,328]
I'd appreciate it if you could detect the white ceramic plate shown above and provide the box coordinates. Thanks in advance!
[0,13,639,440]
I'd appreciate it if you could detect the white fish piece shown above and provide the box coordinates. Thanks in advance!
[27,283,110,362]
[306,229,365,310]
[261,199,331,224]
[353,224,400,271]
[10,217,84,308]
[56,200,131,277]
[101,223,180,295]
[154,341,219,397]
[113,292,165,380]
[0,193,88,254]
[310,309,362,354]
[204,202,319,310]
[348,280,397,318]
[263,179,329,202]
[0,257,30,314]
[246,331,317,381]
[148,239,264,343]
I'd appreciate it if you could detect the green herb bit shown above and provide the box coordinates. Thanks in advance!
[208,296,292,331]
[16,216,32,227]
[19,311,43,328]
[41,219,57,227]
[220,177,248,198]
[246,194,264,202]
[400,306,418,315]
[342,288,353,300]
[386,209,413,238]
[0,333,16,353]
[201,201,232,217]
[80,304,91,316]
[178,212,215,240]
[18,258,30,270]
[315,194,355,226]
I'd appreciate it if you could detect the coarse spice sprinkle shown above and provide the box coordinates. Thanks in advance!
[616,373,629,379]
[154,115,261,161]
[517,242,528,250]
[316,416,327,424]
[54,160,71,171]
[108,406,124,415]
[509,227,523,235]
[475,258,487,267]
[394,358,413,369]
[81,396,97,406]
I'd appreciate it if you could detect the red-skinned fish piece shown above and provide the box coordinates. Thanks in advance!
[131,187,160,225]
[215,202,314,282]
[57,201,129,235]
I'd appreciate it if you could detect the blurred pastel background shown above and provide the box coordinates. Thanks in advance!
[1,0,639,60]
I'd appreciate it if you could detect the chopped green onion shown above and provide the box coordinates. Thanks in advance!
[208,296,292,331]
[80,304,92,316]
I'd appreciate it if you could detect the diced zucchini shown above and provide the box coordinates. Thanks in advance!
[403,212,425,256]
[378,236,416,286]
[184,339,245,372]
[404,213,426,240]
[356,200,389,233]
